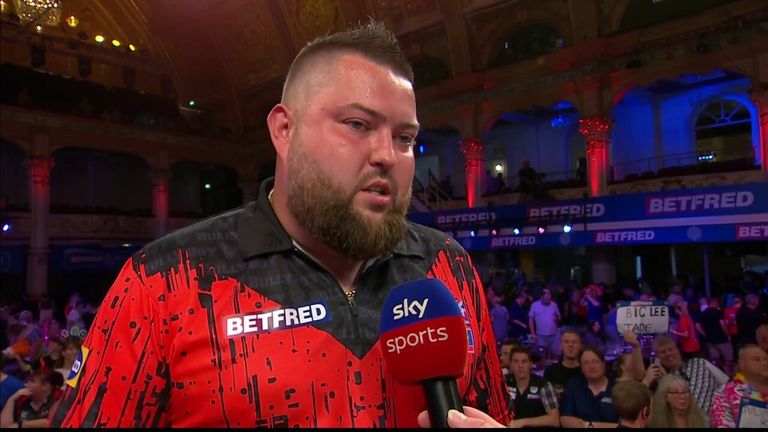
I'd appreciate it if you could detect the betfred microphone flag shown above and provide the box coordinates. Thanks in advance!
[379,278,468,385]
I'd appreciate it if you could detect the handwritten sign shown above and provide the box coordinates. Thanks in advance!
[616,301,669,334]
[738,398,768,428]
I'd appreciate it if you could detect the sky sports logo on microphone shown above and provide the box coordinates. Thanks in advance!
[380,279,468,385]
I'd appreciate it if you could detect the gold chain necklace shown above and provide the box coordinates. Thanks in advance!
[345,289,357,302]
[270,187,357,303]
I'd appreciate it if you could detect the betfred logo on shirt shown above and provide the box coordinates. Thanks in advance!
[224,302,330,337]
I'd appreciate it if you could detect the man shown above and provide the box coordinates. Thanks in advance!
[544,330,583,400]
[505,346,560,427]
[490,296,509,354]
[611,380,651,428]
[0,355,24,410]
[757,324,768,352]
[723,296,741,355]
[507,290,529,343]
[499,343,515,375]
[737,294,768,347]
[518,160,536,195]
[0,369,63,428]
[652,335,728,417]
[710,345,768,427]
[50,22,511,428]
[695,296,733,375]
[529,288,561,359]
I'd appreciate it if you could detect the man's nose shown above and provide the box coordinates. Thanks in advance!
[369,129,396,169]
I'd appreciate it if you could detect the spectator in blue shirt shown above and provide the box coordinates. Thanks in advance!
[559,347,619,428]
[508,291,529,342]
[1,355,25,411]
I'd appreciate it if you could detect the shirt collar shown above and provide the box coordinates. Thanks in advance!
[238,177,426,260]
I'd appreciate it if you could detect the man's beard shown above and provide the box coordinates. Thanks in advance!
[286,153,411,260]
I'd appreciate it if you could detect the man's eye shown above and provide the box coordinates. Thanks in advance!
[346,120,367,130]
[398,134,416,146]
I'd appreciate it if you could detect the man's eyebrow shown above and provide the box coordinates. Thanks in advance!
[343,103,420,130]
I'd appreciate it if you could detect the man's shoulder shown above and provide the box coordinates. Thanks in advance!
[146,206,245,249]
[133,205,248,274]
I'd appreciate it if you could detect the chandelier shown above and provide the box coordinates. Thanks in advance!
[12,0,61,25]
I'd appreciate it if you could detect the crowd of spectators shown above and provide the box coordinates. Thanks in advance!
[1,292,94,428]
[488,269,768,427]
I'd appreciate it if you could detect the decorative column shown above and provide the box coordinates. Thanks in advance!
[751,93,768,179]
[460,138,484,208]
[26,156,54,300]
[578,116,611,197]
[150,169,170,239]
[578,116,615,285]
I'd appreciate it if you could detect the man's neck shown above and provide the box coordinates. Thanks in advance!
[514,375,530,391]
[562,357,579,368]
[619,418,645,428]
[744,374,768,392]
[291,239,365,291]
[30,392,49,406]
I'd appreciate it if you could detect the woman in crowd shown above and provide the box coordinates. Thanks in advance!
[55,337,82,382]
[560,347,619,428]
[649,374,707,428]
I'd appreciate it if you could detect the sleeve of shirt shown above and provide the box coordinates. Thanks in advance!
[709,384,734,428]
[559,380,576,417]
[50,257,171,428]
[541,382,559,412]
[703,359,730,387]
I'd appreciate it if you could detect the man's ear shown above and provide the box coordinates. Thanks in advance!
[641,406,650,419]
[267,103,294,159]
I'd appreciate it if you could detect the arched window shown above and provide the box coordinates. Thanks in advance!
[694,98,753,163]
[489,24,561,69]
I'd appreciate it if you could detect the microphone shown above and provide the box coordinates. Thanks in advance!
[379,278,468,428]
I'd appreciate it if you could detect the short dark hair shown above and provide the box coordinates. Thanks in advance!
[611,380,651,421]
[509,346,533,362]
[30,369,65,389]
[283,19,413,97]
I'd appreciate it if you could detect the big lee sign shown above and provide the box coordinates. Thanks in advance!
[616,301,669,334]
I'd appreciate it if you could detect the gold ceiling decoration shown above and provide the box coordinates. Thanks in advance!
[12,0,61,25]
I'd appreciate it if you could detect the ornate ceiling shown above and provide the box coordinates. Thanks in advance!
[1,0,755,144]
[2,0,579,139]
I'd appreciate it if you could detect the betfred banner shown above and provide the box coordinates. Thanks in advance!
[409,182,768,249]
[410,182,768,228]
[615,301,669,335]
